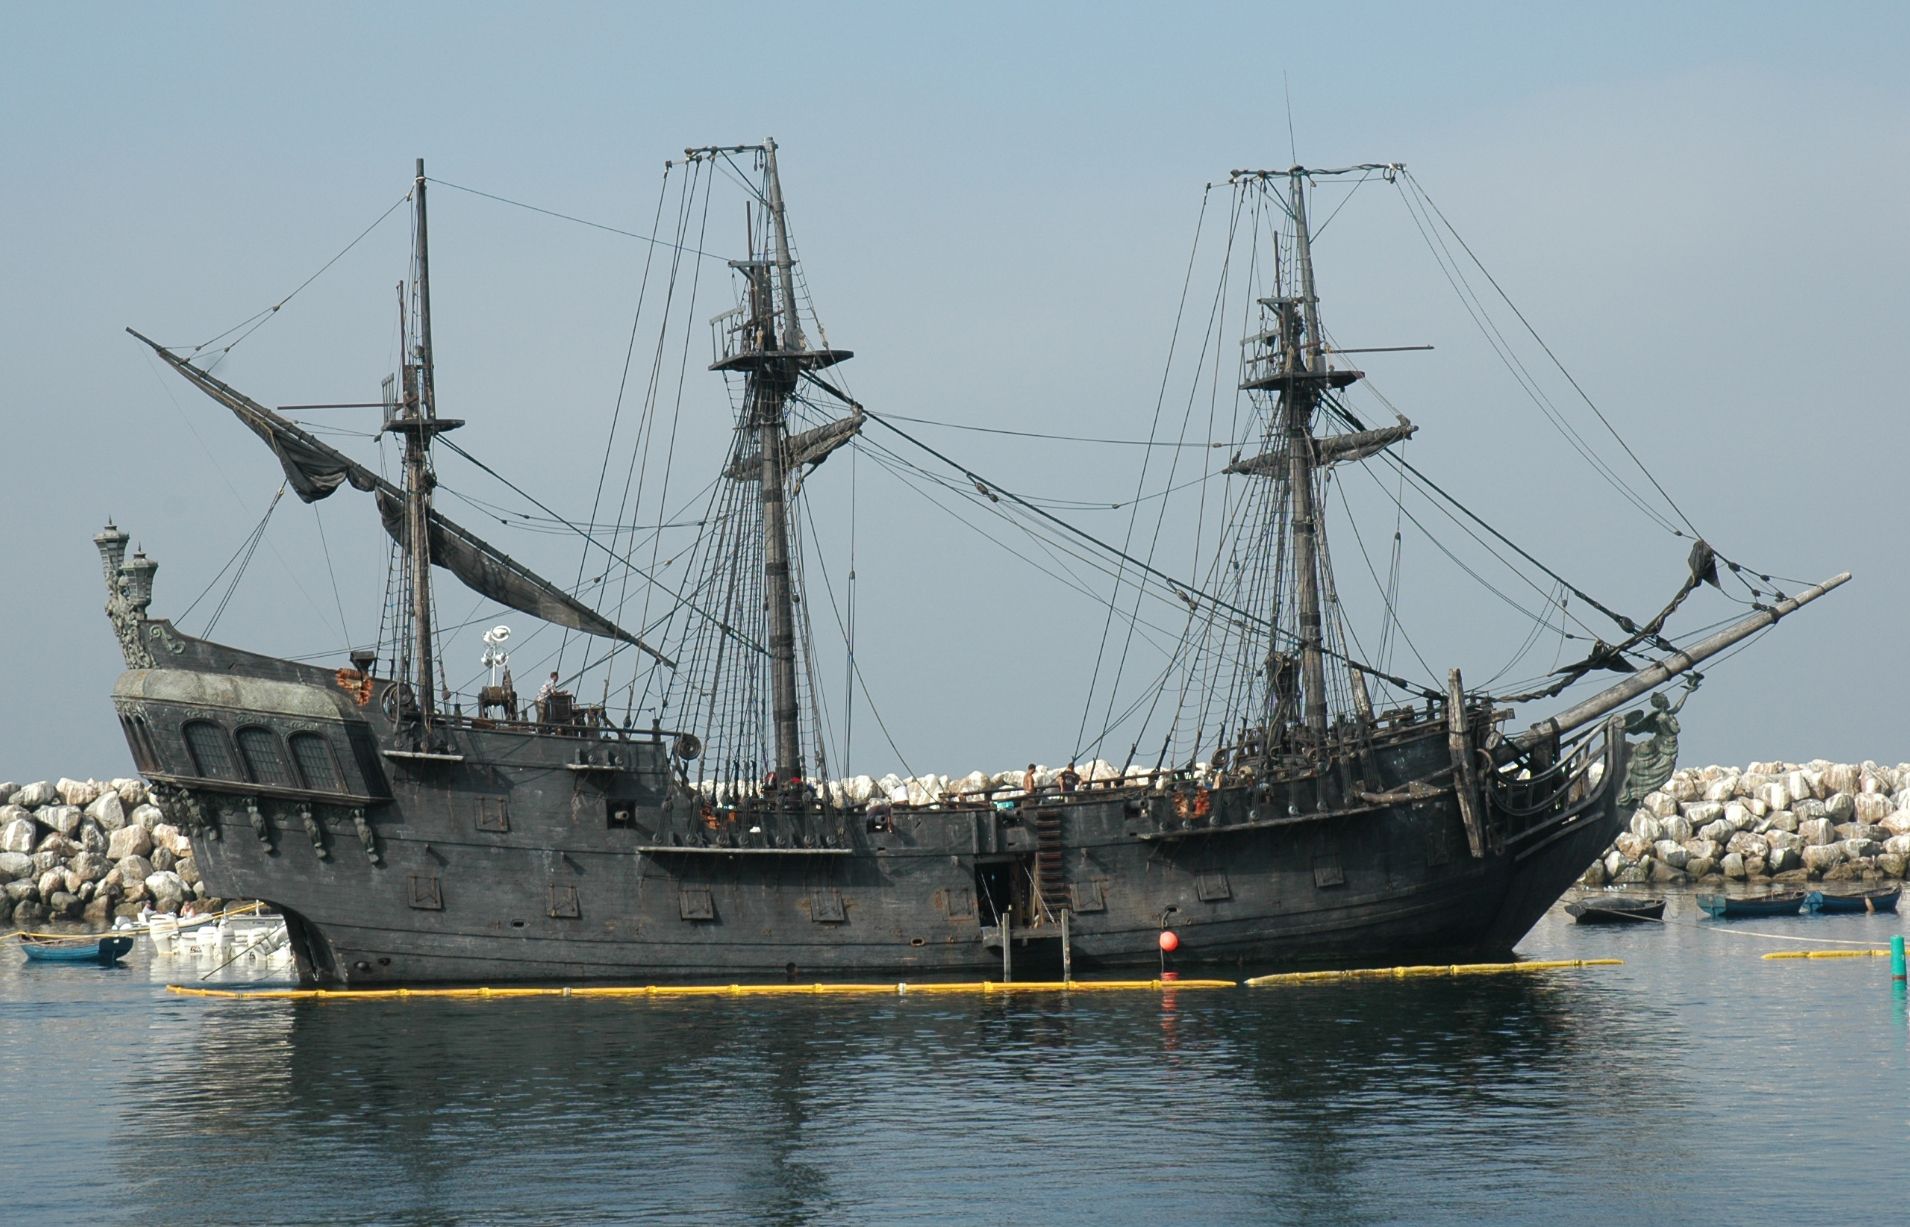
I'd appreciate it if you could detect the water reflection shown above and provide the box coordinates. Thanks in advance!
[104,966,1693,1225]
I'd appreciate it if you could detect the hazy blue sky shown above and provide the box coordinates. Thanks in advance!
[3,1,1905,783]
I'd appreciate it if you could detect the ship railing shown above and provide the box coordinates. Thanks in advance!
[710,297,799,367]
[438,703,696,747]
[1489,719,1616,832]
[710,305,748,365]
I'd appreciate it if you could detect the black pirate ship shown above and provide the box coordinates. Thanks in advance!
[100,147,1845,984]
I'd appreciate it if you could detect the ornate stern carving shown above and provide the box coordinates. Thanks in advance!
[352,808,381,865]
[300,803,330,860]
[95,522,163,669]
[245,798,276,853]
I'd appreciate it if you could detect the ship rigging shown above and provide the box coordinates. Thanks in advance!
[98,143,1846,985]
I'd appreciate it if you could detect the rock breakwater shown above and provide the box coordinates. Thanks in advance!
[1592,760,1910,887]
[0,777,228,927]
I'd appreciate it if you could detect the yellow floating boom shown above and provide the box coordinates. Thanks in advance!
[1761,949,1893,960]
[1244,958,1622,987]
[167,977,1237,1002]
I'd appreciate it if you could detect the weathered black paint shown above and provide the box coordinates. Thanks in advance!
[110,619,1625,987]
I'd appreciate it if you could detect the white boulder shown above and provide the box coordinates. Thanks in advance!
[1803,844,1846,875]
[42,805,83,839]
[1683,838,1722,862]
[55,778,100,807]
[1854,793,1894,824]
[1799,818,1837,847]
[1822,763,1861,796]
[85,791,125,832]
[144,871,189,913]
[0,818,38,855]
[106,825,153,862]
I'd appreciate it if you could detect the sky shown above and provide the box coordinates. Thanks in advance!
[2,1,1906,784]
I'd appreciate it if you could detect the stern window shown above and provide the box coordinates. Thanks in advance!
[183,721,236,780]
[237,727,294,788]
[290,733,344,792]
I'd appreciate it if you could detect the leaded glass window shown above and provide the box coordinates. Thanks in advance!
[183,721,235,780]
[236,726,293,788]
[289,733,343,792]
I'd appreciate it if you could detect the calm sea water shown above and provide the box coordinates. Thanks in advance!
[4,896,1907,1225]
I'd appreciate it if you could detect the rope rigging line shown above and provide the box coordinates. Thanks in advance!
[427,176,732,263]
[1332,391,1664,646]
[564,160,677,678]
[1405,172,1706,543]
[1389,179,1680,536]
[176,482,287,628]
[192,193,411,369]
[434,434,756,660]
[624,159,718,717]
[849,437,1189,658]
[313,503,353,650]
[202,483,287,637]
[1079,184,1229,755]
[872,411,1236,449]
[1333,472,1438,687]
[857,407,1434,697]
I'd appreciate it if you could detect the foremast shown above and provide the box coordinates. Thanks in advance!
[693,140,851,784]
[1229,164,1406,751]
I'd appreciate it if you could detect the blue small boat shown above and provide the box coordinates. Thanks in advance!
[19,935,135,965]
[1696,891,1806,919]
[1805,886,1902,914]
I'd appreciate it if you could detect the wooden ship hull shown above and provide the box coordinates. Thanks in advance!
[103,149,1846,987]
[111,622,1628,986]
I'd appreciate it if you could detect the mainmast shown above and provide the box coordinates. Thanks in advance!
[390,157,462,733]
[696,140,852,784]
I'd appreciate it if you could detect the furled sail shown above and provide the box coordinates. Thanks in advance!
[724,409,865,481]
[127,329,668,661]
[371,492,666,660]
[1225,419,1417,476]
[129,329,382,503]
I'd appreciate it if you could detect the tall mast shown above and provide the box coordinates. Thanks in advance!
[762,139,804,353]
[1231,163,1399,742]
[1285,168,1330,738]
[696,141,853,785]
[391,156,461,732]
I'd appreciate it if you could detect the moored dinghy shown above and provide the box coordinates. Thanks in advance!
[1805,886,1901,915]
[1695,891,1806,919]
[1565,895,1665,924]
[20,934,135,965]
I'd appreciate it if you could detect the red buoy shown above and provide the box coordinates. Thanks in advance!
[1158,930,1180,953]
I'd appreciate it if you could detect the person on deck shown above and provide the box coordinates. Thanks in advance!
[537,671,559,703]
[1059,762,1081,794]
[1022,764,1038,796]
